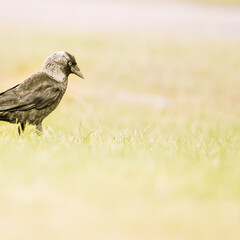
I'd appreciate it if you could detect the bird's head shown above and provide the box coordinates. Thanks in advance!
[42,51,84,82]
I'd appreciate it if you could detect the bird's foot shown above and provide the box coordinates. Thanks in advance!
[36,124,43,135]
[18,123,25,135]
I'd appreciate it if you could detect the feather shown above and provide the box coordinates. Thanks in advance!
[0,51,84,134]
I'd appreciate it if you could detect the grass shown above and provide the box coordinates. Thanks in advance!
[0,28,240,239]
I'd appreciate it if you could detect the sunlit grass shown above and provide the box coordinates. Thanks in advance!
[0,28,240,239]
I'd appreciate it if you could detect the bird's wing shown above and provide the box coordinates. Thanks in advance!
[0,73,62,112]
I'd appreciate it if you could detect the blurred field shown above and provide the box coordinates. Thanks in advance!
[180,0,240,4]
[1,1,240,239]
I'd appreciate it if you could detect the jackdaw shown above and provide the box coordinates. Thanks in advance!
[0,51,84,134]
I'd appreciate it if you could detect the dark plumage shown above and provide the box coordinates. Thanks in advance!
[0,51,84,134]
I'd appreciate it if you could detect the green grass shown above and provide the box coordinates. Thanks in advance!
[0,28,240,239]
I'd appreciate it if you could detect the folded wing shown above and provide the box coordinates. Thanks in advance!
[0,74,61,112]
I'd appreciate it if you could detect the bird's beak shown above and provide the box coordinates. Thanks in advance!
[71,65,84,79]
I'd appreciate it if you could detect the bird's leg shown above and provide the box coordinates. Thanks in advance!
[36,123,43,135]
[18,123,25,135]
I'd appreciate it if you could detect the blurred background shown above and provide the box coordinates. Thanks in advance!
[0,0,240,239]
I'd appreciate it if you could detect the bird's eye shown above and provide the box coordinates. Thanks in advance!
[68,62,72,66]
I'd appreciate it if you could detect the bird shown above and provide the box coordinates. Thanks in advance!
[0,51,84,135]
